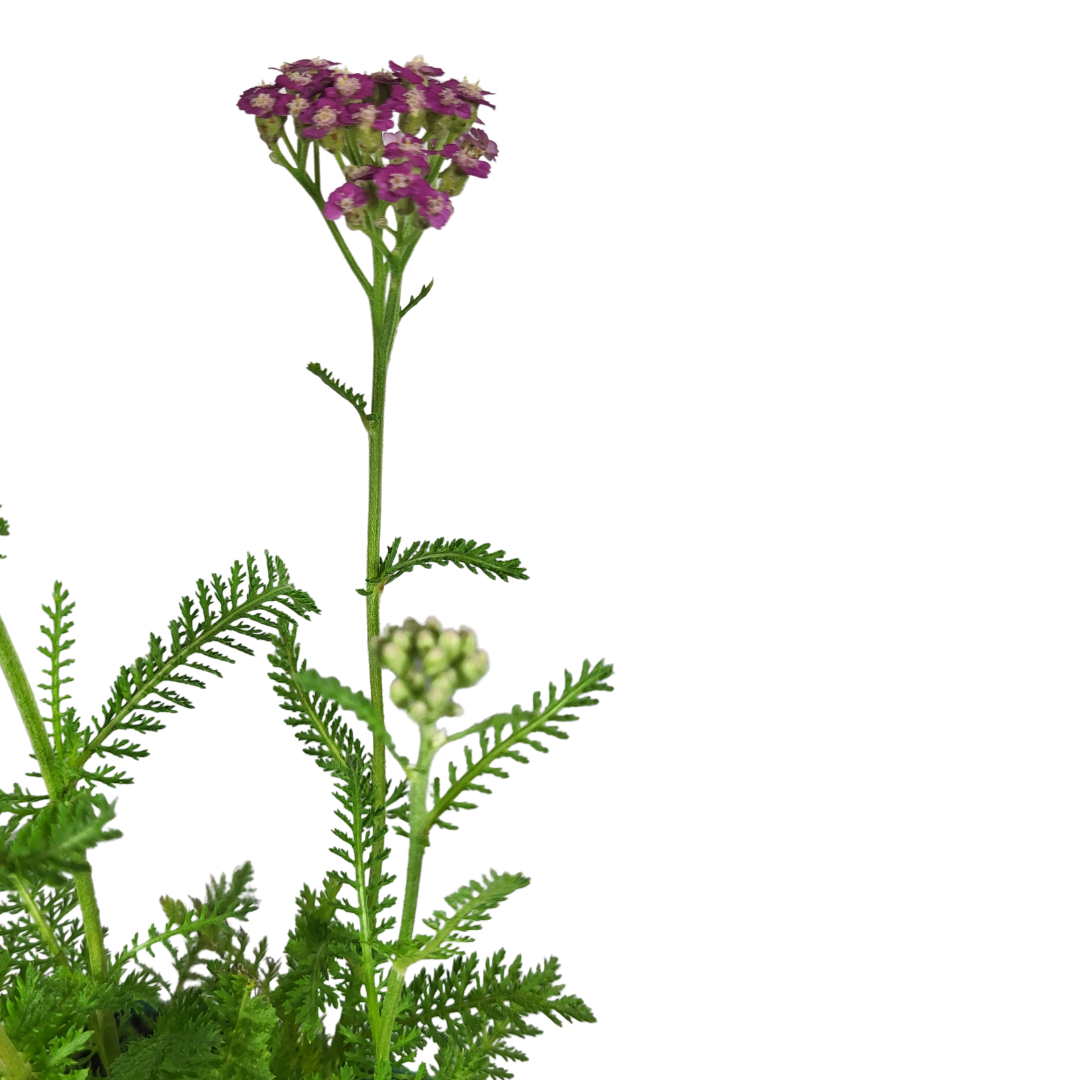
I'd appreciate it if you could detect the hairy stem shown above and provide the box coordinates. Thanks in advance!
[0,1024,34,1080]
[377,721,436,1060]
[0,611,122,1068]
[11,873,68,968]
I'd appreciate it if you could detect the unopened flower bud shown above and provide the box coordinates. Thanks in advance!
[406,670,426,694]
[427,670,458,711]
[400,111,422,135]
[459,628,477,657]
[459,649,489,687]
[416,628,436,654]
[389,678,411,708]
[345,164,374,182]
[438,629,462,662]
[256,115,284,144]
[357,127,383,153]
[392,628,414,652]
[423,646,450,676]
[344,210,368,231]
[407,700,429,723]
[321,128,345,152]
[438,164,468,197]
[382,640,410,677]
[424,616,443,632]
[431,726,448,750]
[402,617,422,634]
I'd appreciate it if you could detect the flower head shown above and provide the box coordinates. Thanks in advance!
[373,164,419,202]
[324,182,370,221]
[437,142,492,178]
[328,71,374,100]
[388,81,430,118]
[349,100,394,131]
[426,80,473,119]
[299,97,353,138]
[389,55,445,83]
[274,57,337,94]
[446,77,495,109]
[237,85,282,118]
[411,178,454,228]
[383,131,431,170]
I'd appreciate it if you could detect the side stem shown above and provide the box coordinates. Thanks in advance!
[0,611,122,1068]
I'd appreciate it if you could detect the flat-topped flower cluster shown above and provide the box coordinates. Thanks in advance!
[237,55,497,230]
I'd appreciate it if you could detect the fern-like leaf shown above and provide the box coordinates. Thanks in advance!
[427,660,613,832]
[68,552,317,792]
[36,582,77,755]
[400,872,528,970]
[0,791,120,888]
[400,950,593,1080]
[0,503,8,559]
[358,538,527,597]
[400,279,433,319]
[308,362,370,428]
[213,972,277,1080]
[112,862,259,974]
[295,668,410,773]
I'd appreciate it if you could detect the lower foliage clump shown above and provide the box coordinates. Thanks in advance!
[0,559,606,1078]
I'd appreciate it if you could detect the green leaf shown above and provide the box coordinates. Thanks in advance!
[36,582,77,754]
[214,973,277,1080]
[308,362,370,427]
[0,791,120,888]
[0,504,8,559]
[428,660,613,832]
[70,552,317,792]
[112,862,259,973]
[295,669,410,773]
[400,279,433,319]
[401,872,528,969]
[358,538,527,597]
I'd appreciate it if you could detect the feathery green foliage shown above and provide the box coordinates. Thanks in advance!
[358,538,527,597]
[404,874,529,968]
[0,791,119,888]
[399,279,433,319]
[37,584,77,757]
[70,552,317,792]
[308,361,371,427]
[428,660,614,831]
[0,505,8,559]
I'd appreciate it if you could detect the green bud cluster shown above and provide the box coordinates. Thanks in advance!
[372,616,489,724]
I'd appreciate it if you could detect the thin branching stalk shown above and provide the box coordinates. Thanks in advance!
[0,611,123,1067]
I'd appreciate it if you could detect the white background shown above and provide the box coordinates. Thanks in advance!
[1,1,1078,1076]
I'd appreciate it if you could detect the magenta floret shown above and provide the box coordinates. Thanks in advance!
[411,178,454,228]
[324,182,370,220]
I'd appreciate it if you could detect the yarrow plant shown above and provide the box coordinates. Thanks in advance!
[0,54,610,1078]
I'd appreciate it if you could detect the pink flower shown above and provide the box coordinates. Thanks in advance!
[324,182,370,220]
[411,178,454,228]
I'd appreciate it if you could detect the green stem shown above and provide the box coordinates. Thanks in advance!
[0,612,60,797]
[376,722,437,1060]
[0,611,121,1069]
[12,873,68,968]
[0,1024,34,1080]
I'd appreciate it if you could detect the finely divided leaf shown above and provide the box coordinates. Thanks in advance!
[428,660,613,831]
[359,538,527,597]
[308,362,370,426]
[71,552,317,791]
[0,791,120,888]
[295,668,410,772]
[403,872,528,968]
[400,279,434,319]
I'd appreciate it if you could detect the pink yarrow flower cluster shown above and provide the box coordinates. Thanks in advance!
[236,54,497,231]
